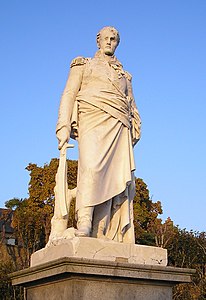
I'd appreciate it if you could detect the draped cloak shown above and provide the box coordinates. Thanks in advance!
[56,51,141,243]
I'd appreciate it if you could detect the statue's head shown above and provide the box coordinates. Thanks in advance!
[96,26,120,56]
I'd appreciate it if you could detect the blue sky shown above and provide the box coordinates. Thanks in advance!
[0,1,205,232]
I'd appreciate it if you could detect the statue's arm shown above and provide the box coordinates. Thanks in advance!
[56,59,85,149]
[126,72,141,146]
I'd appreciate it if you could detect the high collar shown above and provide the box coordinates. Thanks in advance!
[94,50,123,68]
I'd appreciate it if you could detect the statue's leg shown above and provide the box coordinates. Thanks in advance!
[92,200,112,239]
[76,206,94,237]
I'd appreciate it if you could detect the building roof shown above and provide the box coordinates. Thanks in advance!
[0,208,14,234]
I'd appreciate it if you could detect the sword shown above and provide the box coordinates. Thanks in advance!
[55,143,74,217]
[47,143,75,246]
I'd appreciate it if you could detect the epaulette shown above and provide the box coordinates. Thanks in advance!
[70,57,90,68]
[124,71,132,81]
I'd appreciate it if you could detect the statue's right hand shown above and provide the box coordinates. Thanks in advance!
[56,127,70,150]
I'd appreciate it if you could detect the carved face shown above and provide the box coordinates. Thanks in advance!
[98,29,119,56]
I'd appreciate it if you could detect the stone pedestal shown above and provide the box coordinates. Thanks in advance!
[31,237,168,267]
[11,238,195,300]
[11,256,195,300]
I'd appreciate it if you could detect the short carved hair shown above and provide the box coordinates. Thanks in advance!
[96,26,120,48]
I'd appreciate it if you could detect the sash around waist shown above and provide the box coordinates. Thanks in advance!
[76,90,130,128]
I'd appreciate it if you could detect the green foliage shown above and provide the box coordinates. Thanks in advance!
[2,159,78,269]
[168,229,206,299]
[149,217,177,248]
[0,259,13,299]
[133,178,163,245]
[168,229,204,268]
[26,159,77,204]
[5,198,22,210]
[0,258,24,300]
[24,159,78,246]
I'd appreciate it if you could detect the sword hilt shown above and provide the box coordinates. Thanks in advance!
[60,143,74,156]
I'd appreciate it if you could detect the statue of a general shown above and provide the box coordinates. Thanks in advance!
[49,26,141,245]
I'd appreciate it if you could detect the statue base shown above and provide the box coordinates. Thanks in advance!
[11,256,195,300]
[31,237,167,267]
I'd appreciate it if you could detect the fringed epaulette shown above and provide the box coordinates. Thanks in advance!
[70,57,90,68]
[124,71,132,81]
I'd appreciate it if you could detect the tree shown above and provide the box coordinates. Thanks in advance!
[26,158,78,241]
[167,229,206,300]
[149,217,177,248]
[0,207,24,299]
[133,178,163,245]
[3,159,78,269]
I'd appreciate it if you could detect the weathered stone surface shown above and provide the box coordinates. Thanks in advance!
[25,279,173,300]
[11,257,195,300]
[50,26,141,245]
[31,237,167,267]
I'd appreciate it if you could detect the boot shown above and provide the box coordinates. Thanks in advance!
[76,206,94,237]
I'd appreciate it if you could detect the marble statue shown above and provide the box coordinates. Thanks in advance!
[48,26,141,246]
